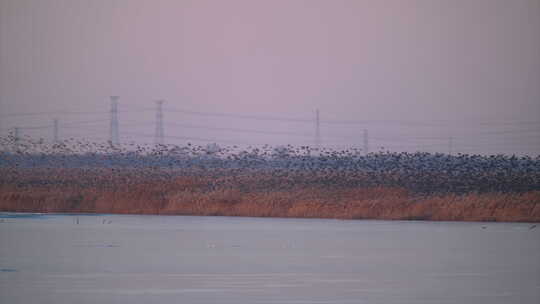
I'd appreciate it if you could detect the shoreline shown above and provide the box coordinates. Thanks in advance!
[1,210,540,224]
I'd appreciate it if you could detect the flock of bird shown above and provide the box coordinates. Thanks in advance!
[1,134,539,195]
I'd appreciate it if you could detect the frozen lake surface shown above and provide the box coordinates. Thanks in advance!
[1,213,539,304]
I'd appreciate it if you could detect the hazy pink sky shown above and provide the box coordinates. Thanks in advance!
[1,0,539,154]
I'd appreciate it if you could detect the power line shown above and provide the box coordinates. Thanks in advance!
[110,96,119,145]
[18,124,53,130]
[14,118,110,130]
[53,119,59,142]
[471,129,540,135]
[164,122,312,137]
[122,131,253,145]
[2,104,538,155]
[155,100,165,145]
[164,107,312,123]
[363,129,369,154]
[3,107,540,127]
[0,111,109,118]
[315,109,320,150]
[61,119,110,126]
[0,109,149,119]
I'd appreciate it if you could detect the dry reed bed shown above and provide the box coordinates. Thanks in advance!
[1,169,538,222]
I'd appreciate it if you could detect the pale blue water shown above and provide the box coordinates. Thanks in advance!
[0,213,539,304]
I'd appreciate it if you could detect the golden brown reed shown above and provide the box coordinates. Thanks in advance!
[1,169,538,222]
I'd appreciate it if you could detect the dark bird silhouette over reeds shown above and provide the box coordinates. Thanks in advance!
[0,135,539,196]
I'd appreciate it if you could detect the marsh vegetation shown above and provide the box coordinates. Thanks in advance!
[1,135,539,222]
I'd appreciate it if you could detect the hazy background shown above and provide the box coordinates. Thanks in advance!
[1,0,539,155]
